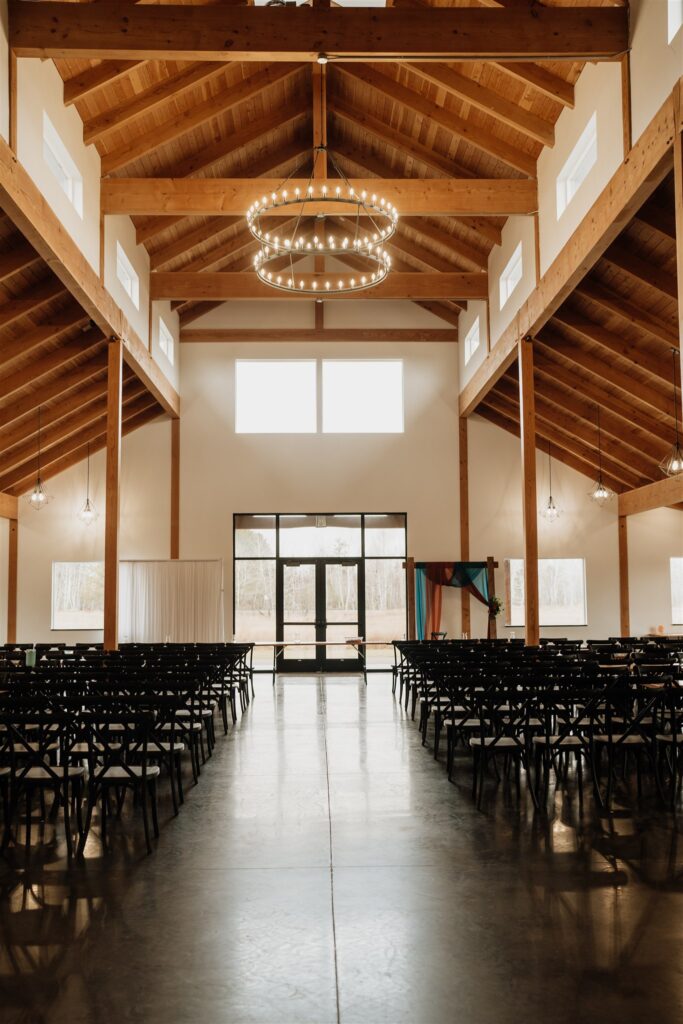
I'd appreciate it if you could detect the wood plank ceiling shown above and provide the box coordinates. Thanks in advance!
[5,0,662,499]
[478,173,680,494]
[0,213,164,497]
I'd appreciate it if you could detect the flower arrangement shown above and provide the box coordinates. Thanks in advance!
[489,596,504,618]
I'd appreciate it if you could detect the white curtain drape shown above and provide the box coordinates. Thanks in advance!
[118,560,224,643]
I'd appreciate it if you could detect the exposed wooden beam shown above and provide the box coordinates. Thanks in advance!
[0,493,18,519]
[151,271,488,301]
[635,202,677,242]
[536,332,676,422]
[478,402,627,496]
[618,515,630,637]
[180,327,457,343]
[0,334,103,402]
[0,135,179,417]
[83,62,229,146]
[674,88,683,353]
[0,353,107,431]
[407,63,554,146]
[100,64,302,175]
[0,375,110,452]
[518,336,538,645]
[618,476,683,517]
[551,307,673,384]
[338,64,537,176]
[103,176,537,218]
[0,277,66,330]
[459,87,677,417]
[11,4,629,62]
[492,63,575,109]
[63,60,143,107]
[0,242,39,283]
[0,304,90,369]
[601,243,678,301]
[575,279,679,349]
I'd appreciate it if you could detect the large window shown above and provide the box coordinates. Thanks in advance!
[42,113,83,218]
[322,360,404,433]
[233,513,407,667]
[671,558,683,624]
[505,558,587,627]
[669,0,683,43]
[235,360,317,433]
[463,319,480,366]
[556,112,598,219]
[158,317,175,366]
[499,242,523,310]
[116,242,140,310]
[51,562,104,630]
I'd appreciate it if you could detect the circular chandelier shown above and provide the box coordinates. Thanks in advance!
[246,147,398,296]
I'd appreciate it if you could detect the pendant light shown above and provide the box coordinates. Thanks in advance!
[660,349,683,477]
[539,446,561,522]
[77,442,99,525]
[28,406,52,511]
[589,405,614,505]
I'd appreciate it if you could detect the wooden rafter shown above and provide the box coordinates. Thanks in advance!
[63,60,144,107]
[551,307,673,385]
[0,333,106,402]
[180,327,456,343]
[0,278,66,330]
[0,353,108,431]
[575,279,679,349]
[11,4,628,62]
[600,243,678,302]
[0,303,90,368]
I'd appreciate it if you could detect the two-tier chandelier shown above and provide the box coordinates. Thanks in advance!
[246,145,398,296]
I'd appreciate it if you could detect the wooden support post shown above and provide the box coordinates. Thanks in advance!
[312,62,327,330]
[618,514,630,638]
[404,557,416,640]
[459,416,471,637]
[104,338,122,650]
[171,416,180,559]
[518,335,539,646]
[7,519,17,644]
[486,556,497,640]
[674,87,683,352]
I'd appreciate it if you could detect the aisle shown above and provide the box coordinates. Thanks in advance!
[2,674,682,1024]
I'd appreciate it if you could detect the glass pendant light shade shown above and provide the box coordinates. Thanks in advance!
[77,442,98,525]
[27,407,52,511]
[28,477,51,511]
[661,350,683,477]
[589,405,615,505]
[539,448,562,522]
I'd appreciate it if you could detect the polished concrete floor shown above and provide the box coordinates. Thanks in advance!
[1,674,683,1023]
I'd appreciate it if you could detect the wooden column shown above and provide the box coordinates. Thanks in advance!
[312,62,327,330]
[458,416,471,637]
[404,557,416,640]
[7,519,17,644]
[674,88,683,352]
[486,556,497,640]
[104,338,122,650]
[618,514,630,638]
[170,417,180,559]
[518,335,539,645]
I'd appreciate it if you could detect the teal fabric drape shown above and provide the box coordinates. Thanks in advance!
[414,561,490,640]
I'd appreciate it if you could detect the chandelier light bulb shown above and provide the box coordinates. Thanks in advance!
[539,495,561,522]
[28,478,51,511]
[589,477,615,506]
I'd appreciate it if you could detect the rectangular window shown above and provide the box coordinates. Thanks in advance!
[463,319,480,365]
[505,558,587,627]
[671,557,683,624]
[235,360,317,433]
[51,561,104,630]
[42,113,83,218]
[158,317,175,365]
[556,112,598,219]
[499,242,523,310]
[669,0,683,43]
[116,242,140,310]
[322,360,403,433]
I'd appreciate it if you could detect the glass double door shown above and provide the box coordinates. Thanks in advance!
[276,559,365,672]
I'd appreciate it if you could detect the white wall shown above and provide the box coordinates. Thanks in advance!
[16,58,100,274]
[468,414,683,640]
[12,420,171,644]
[630,0,683,144]
[537,61,623,276]
[487,215,537,348]
[458,300,488,388]
[180,299,463,639]
[0,0,8,143]
[104,215,151,348]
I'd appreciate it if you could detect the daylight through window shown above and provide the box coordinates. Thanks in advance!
[505,558,587,627]
[499,243,523,310]
[556,112,598,219]
[42,113,83,217]
[671,557,683,624]
[51,562,104,630]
